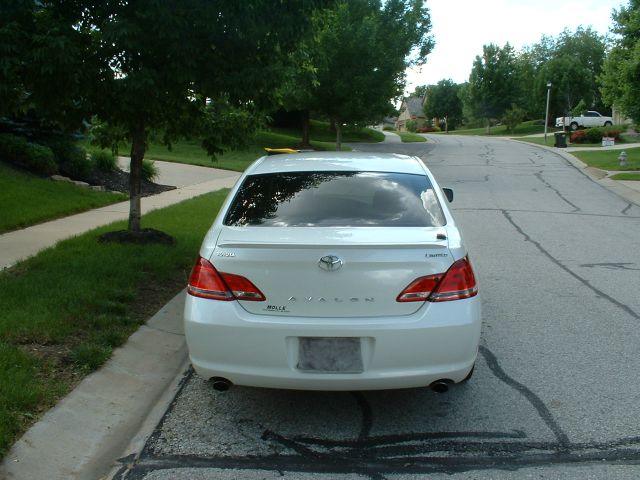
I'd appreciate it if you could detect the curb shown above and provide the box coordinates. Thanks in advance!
[0,291,189,480]
[511,139,640,207]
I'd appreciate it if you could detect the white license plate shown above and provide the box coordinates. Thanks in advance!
[297,337,363,373]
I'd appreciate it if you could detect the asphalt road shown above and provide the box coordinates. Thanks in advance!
[113,135,640,479]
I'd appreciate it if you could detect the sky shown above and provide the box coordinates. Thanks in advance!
[404,0,626,95]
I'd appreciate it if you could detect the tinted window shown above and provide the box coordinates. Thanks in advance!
[224,171,446,227]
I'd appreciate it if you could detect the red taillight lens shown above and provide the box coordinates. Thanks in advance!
[220,272,265,301]
[187,257,265,302]
[397,257,478,303]
[396,274,444,302]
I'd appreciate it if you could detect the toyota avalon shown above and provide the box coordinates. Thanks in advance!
[184,152,480,391]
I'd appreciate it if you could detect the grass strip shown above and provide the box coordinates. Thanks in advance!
[0,162,127,234]
[396,132,427,143]
[571,147,640,171]
[0,189,228,457]
[609,172,640,181]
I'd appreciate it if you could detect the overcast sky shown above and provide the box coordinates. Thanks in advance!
[404,0,626,94]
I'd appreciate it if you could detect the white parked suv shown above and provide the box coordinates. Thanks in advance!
[184,152,481,392]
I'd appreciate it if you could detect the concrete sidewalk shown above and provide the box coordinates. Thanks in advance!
[0,160,240,270]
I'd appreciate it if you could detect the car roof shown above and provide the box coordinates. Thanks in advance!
[249,152,428,176]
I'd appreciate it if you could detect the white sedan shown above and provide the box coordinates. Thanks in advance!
[184,152,480,391]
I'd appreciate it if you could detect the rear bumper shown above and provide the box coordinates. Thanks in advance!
[184,295,481,391]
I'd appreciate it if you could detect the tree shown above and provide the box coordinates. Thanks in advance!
[467,43,519,131]
[600,0,640,123]
[305,0,433,149]
[5,1,322,235]
[502,104,526,133]
[423,79,462,132]
[541,27,607,117]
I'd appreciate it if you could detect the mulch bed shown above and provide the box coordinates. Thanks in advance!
[83,168,175,196]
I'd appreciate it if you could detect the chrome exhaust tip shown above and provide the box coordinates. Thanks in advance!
[430,380,450,393]
[210,377,233,392]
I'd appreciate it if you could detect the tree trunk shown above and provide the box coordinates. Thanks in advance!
[301,109,311,147]
[445,115,449,134]
[128,124,146,233]
[334,117,342,151]
[485,118,491,134]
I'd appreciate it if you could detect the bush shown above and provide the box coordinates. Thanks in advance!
[141,159,159,182]
[46,138,92,179]
[416,126,440,133]
[92,150,118,172]
[502,104,526,133]
[405,120,417,133]
[570,130,587,144]
[63,146,92,179]
[0,134,58,175]
[584,127,622,144]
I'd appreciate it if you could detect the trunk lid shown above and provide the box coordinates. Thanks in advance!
[209,226,454,317]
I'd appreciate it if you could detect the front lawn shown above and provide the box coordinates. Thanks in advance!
[396,132,427,143]
[0,162,127,234]
[96,122,384,172]
[435,120,547,137]
[0,189,227,457]
[571,148,640,171]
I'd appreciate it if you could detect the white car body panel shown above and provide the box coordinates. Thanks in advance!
[185,152,481,390]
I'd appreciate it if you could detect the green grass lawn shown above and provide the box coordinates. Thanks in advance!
[396,132,427,143]
[0,189,228,457]
[571,147,640,171]
[609,172,640,180]
[0,162,127,234]
[273,119,385,143]
[100,122,383,172]
[514,136,603,148]
[437,120,547,137]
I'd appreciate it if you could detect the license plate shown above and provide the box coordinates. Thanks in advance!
[297,337,363,373]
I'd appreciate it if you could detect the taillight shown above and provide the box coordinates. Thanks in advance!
[187,257,265,302]
[429,257,478,302]
[396,274,444,302]
[397,257,478,303]
[220,272,266,301]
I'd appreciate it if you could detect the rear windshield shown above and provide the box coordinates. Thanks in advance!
[224,171,446,227]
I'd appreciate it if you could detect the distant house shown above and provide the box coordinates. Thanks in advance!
[395,96,425,131]
[382,116,397,129]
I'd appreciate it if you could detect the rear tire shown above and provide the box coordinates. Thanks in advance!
[604,121,612,127]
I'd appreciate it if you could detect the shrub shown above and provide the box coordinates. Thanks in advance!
[502,104,526,133]
[92,150,118,172]
[416,126,440,133]
[141,159,159,182]
[570,130,586,144]
[0,134,58,175]
[62,146,92,179]
[405,120,417,133]
[45,138,92,179]
[584,127,622,144]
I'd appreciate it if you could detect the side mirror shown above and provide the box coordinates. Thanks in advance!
[442,188,454,203]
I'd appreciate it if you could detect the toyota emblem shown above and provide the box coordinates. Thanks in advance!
[318,255,343,271]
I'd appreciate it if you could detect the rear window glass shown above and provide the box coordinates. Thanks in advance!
[224,171,446,227]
